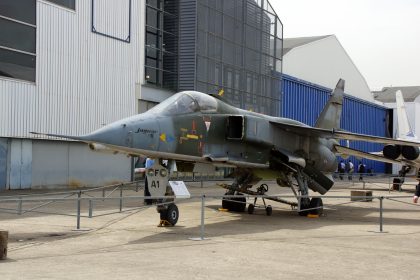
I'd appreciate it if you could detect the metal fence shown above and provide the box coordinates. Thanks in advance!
[1,178,419,240]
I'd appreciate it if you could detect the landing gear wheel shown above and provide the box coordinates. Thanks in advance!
[248,204,255,214]
[160,203,179,226]
[298,198,311,216]
[222,193,246,212]
[265,205,273,216]
[308,197,323,216]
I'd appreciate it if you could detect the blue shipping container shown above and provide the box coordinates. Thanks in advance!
[281,74,389,173]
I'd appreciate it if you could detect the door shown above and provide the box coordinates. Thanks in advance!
[9,139,32,189]
[0,138,7,191]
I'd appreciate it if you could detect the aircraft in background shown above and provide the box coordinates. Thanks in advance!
[32,80,420,225]
[386,90,420,189]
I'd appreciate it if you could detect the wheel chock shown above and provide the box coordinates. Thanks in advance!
[307,214,319,218]
[158,220,173,227]
[218,208,229,212]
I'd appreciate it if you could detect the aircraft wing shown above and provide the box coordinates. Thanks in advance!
[270,121,420,147]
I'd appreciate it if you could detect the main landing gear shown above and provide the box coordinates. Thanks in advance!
[291,166,323,216]
[219,165,324,217]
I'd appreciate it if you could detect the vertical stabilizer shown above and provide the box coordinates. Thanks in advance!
[315,79,345,129]
[395,90,416,139]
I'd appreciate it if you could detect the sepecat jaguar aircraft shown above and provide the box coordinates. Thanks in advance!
[32,80,420,225]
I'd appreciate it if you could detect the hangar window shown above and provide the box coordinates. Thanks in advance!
[46,0,76,10]
[92,0,131,43]
[145,0,178,91]
[0,0,36,82]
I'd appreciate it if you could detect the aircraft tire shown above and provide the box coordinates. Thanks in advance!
[161,203,179,226]
[265,205,272,216]
[247,204,255,214]
[222,194,246,212]
[309,197,323,216]
[298,198,310,216]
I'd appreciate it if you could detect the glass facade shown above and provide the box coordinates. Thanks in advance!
[144,0,283,116]
[195,0,282,116]
[145,0,178,90]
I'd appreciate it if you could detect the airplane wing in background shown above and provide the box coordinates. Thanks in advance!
[270,121,420,147]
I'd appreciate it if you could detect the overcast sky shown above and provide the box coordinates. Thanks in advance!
[271,0,420,90]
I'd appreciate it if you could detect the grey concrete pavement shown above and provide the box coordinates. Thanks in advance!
[1,180,420,279]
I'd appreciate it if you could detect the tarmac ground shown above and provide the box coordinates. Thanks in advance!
[1,178,420,280]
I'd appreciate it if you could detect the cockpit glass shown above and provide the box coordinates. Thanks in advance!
[189,91,218,112]
[145,91,218,116]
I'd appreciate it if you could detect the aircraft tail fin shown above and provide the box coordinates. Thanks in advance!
[395,90,417,140]
[315,79,345,129]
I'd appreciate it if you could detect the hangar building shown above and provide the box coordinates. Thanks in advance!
[281,35,375,102]
[0,0,389,190]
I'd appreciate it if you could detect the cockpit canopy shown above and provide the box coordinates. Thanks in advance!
[146,91,218,116]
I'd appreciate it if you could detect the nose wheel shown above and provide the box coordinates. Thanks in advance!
[158,203,179,226]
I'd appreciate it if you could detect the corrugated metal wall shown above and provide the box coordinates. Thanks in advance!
[282,74,389,173]
[0,0,143,138]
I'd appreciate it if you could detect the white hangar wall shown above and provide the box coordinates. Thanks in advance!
[0,0,143,138]
[0,0,145,189]
[282,35,374,102]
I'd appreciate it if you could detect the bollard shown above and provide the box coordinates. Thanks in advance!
[0,230,8,260]
[76,191,81,230]
[88,199,93,218]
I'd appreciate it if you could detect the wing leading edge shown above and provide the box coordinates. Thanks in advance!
[270,121,420,147]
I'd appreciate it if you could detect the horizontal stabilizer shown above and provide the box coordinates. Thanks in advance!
[334,145,419,167]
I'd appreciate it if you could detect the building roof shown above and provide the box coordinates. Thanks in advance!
[283,35,331,55]
[372,86,420,102]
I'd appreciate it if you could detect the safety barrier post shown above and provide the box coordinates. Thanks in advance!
[102,189,106,200]
[76,191,81,230]
[88,199,93,218]
[200,195,205,240]
[379,196,384,232]
[119,185,123,212]
[17,198,22,215]
[388,176,391,191]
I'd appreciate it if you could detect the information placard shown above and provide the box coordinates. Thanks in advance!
[169,181,191,198]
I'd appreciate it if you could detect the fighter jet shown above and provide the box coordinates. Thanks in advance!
[32,80,420,225]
